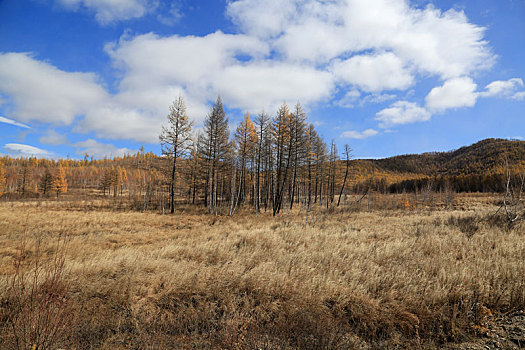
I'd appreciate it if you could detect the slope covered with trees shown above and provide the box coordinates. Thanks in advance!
[365,138,525,193]
[370,138,525,176]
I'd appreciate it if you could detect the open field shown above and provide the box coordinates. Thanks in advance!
[1,194,525,349]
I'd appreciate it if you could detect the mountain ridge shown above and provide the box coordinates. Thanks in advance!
[357,138,525,176]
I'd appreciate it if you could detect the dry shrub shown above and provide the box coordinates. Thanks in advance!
[485,212,524,233]
[485,213,510,231]
[0,234,75,350]
[446,215,479,238]
[123,285,357,349]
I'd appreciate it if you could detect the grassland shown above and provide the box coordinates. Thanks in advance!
[1,194,524,349]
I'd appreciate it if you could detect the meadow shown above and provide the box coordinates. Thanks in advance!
[1,193,524,349]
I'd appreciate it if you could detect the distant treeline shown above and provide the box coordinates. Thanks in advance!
[386,173,512,194]
[1,119,524,212]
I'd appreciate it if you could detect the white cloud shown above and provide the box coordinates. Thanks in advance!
[425,77,478,112]
[215,63,334,112]
[332,52,414,92]
[106,31,335,117]
[390,5,494,79]
[74,139,135,158]
[78,104,163,144]
[341,128,379,139]
[106,31,270,119]
[3,143,54,158]
[273,19,348,63]
[423,77,524,117]
[227,0,494,78]
[56,0,154,24]
[0,53,107,125]
[0,116,30,129]
[0,52,174,144]
[480,78,524,98]
[375,101,431,127]
[39,130,68,145]
[107,32,269,88]
[0,1,506,144]
[513,91,525,101]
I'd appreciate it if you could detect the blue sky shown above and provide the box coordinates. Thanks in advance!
[0,0,524,159]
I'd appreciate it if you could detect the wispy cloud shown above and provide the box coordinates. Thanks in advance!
[513,92,525,100]
[74,139,135,159]
[0,116,30,129]
[3,143,54,158]
[56,0,156,25]
[341,128,378,139]
[157,2,183,26]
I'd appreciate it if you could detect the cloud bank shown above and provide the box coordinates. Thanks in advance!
[0,0,523,146]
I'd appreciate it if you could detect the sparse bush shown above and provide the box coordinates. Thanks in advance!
[444,185,456,209]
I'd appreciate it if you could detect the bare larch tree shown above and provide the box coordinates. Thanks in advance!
[159,94,193,213]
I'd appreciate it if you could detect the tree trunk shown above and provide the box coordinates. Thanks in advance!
[338,159,349,207]
[170,150,177,214]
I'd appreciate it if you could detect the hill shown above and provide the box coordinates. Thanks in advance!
[367,138,525,175]
[347,138,525,192]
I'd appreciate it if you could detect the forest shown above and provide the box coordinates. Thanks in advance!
[0,96,384,215]
[0,95,524,217]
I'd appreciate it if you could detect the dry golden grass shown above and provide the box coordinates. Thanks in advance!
[1,195,524,349]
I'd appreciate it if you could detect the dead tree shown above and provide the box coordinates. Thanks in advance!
[337,144,352,207]
[502,158,525,224]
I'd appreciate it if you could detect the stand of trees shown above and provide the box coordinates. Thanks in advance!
[180,96,342,216]
[0,96,524,215]
[0,96,344,215]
